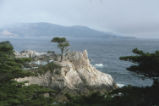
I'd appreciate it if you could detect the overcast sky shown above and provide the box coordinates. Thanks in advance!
[0,0,159,38]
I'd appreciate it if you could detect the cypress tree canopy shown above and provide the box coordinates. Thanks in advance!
[0,41,31,83]
[0,41,54,106]
[120,48,159,78]
[51,37,70,61]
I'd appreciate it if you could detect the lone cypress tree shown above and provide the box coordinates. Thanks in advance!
[51,37,70,62]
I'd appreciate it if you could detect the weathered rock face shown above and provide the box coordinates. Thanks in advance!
[17,50,116,92]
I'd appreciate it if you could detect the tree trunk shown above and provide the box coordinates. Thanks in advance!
[48,72,53,87]
[61,48,64,62]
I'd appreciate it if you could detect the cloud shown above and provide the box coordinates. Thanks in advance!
[0,0,159,38]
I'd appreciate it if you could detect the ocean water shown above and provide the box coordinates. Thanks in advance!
[1,38,159,87]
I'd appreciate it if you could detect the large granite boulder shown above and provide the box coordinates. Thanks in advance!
[17,50,116,93]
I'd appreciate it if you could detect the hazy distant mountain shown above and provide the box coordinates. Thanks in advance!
[0,22,130,39]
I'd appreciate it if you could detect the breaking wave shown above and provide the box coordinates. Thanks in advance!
[94,63,104,68]
[117,83,125,88]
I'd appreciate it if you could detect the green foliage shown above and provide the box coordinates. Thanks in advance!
[62,83,159,106]
[34,62,61,75]
[105,83,159,106]
[0,41,32,83]
[0,41,56,106]
[51,37,70,49]
[52,37,67,43]
[65,92,108,106]
[0,41,13,55]
[51,37,70,61]
[120,48,159,78]
[0,82,55,106]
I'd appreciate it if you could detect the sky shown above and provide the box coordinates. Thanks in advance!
[0,0,159,38]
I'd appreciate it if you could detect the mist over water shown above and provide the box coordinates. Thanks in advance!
[1,38,158,86]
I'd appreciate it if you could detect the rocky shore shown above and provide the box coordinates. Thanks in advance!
[16,50,117,101]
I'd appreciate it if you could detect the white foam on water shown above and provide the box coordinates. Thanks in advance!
[117,83,125,88]
[94,63,104,68]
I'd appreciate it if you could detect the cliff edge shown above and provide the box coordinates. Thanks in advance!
[17,50,116,94]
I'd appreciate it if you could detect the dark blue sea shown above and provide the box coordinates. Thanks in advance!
[1,37,159,87]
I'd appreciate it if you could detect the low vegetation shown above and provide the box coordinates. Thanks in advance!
[32,62,61,75]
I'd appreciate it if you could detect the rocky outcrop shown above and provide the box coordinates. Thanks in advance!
[15,50,56,67]
[15,50,46,58]
[17,50,116,93]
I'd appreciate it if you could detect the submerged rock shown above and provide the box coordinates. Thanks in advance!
[17,50,116,94]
